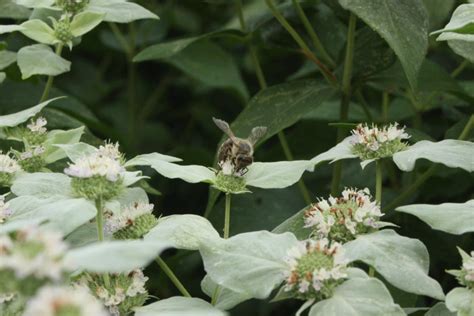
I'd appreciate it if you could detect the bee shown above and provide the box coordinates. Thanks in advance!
[213,117,267,175]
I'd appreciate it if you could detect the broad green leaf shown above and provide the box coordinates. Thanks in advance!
[8,196,96,235]
[66,223,98,248]
[12,0,54,8]
[445,287,473,316]
[272,205,312,240]
[64,240,170,273]
[54,142,97,162]
[0,50,16,70]
[87,0,158,23]
[309,137,356,170]
[134,297,227,316]
[396,200,474,235]
[201,275,252,310]
[0,0,31,19]
[0,24,25,34]
[167,41,248,98]
[309,278,405,316]
[43,127,85,163]
[423,0,456,31]
[244,160,310,189]
[20,19,57,45]
[133,30,243,62]
[426,303,456,316]
[122,170,148,187]
[393,140,474,172]
[230,80,334,143]
[448,37,474,63]
[432,4,474,35]
[140,160,215,184]
[0,97,60,127]
[124,152,182,167]
[200,231,298,299]
[145,214,220,250]
[17,44,71,79]
[11,172,72,198]
[70,11,104,37]
[343,229,445,300]
[338,0,428,89]
[0,217,45,234]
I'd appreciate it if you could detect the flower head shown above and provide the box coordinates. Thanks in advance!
[0,152,22,186]
[283,239,348,300]
[75,269,148,315]
[55,0,90,13]
[104,202,158,239]
[23,285,108,316]
[448,248,474,289]
[65,155,124,182]
[304,188,383,242]
[27,117,48,135]
[17,146,46,173]
[0,195,13,224]
[350,123,410,160]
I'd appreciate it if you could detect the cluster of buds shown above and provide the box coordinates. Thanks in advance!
[213,170,248,194]
[0,195,13,224]
[283,239,348,300]
[0,152,22,186]
[0,226,68,296]
[448,248,474,289]
[104,202,158,240]
[65,142,125,200]
[55,0,90,14]
[17,146,46,173]
[304,188,384,242]
[25,117,48,145]
[23,285,107,316]
[350,123,410,160]
[75,269,148,315]
[53,14,74,47]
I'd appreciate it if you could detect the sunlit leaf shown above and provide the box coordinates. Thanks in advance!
[445,287,473,315]
[70,11,104,37]
[87,0,158,23]
[245,160,310,189]
[18,44,71,79]
[0,98,60,128]
[201,275,252,310]
[20,19,57,45]
[43,127,85,163]
[11,172,72,198]
[134,297,227,316]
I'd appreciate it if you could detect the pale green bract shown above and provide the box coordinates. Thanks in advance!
[396,200,474,235]
[11,172,72,197]
[17,44,71,79]
[134,297,227,316]
[432,4,474,36]
[343,229,445,300]
[445,287,474,316]
[0,50,17,70]
[308,136,356,170]
[200,275,252,310]
[43,127,85,163]
[425,302,456,316]
[0,98,60,128]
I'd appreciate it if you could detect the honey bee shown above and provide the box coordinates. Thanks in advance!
[213,117,267,175]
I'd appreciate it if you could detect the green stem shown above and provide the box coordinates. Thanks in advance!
[95,197,110,287]
[331,13,356,196]
[224,193,231,239]
[236,0,246,31]
[291,0,335,68]
[355,91,374,122]
[108,23,133,59]
[39,44,63,102]
[382,92,389,122]
[264,0,337,86]
[375,160,382,205]
[155,257,191,297]
[451,59,469,78]
[385,115,474,212]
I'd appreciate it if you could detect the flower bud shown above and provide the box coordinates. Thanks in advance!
[53,16,74,45]
[448,248,474,289]
[55,0,89,13]
[0,153,22,186]
[18,146,46,173]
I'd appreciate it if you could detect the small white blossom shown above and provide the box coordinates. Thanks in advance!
[27,117,48,134]
[98,142,122,161]
[23,286,108,316]
[0,195,13,223]
[104,202,154,234]
[462,251,474,283]
[0,152,22,174]
[126,269,148,297]
[65,154,125,182]
[0,293,15,304]
[19,146,45,160]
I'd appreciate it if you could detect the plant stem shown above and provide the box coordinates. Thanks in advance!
[108,23,133,59]
[382,92,389,122]
[224,193,231,239]
[291,0,335,68]
[451,59,469,78]
[95,197,110,288]
[375,160,383,204]
[385,114,474,212]
[264,0,337,86]
[331,13,356,196]
[368,267,375,277]
[39,44,63,102]
[155,257,191,297]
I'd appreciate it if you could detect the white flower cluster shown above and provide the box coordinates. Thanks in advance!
[27,117,48,134]
[64,144,125,182]
[23,286,108,316]
[0,293,15,304]
[20,146,45,161]
[0,226,67,281]
[0,152,22,174]
[304,188,383,241]
[284,239,347,298]
[0,195,13,223]
[104,202,154,234]
[350,123,410,159]
[462,251,474,283]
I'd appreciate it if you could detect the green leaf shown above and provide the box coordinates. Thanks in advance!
[43,127,85,163]
[0,72,4,83]
[272,205,312,240]
[0,0,31,19]
[134,297,227,316]
[144,214,220,251]
[17,44,71,79]
[87,0,158,23]
[447,37,474,63]
[445,287,473,315]
[70,11,104,37]
[11,172,72,198]
[0,24,25,34]
[124,152,182,167]
[0,97,60,127]
[231,80,334,143]
[64,240,170,273]
[425,303,456,316]
[396,200,474,235]
[393,140,474,172]
[309,278,405,316]
[200,231,298,299]
[8,196,96,235]
[244,160,310,189]
[20,19,57,45]
[201,275,252,310]
[423,0,456,31]
[12,0,54,8]
[0,50,16,70]
[343,229,445,300]
[338,0,428,89]
[432,4,474,35]
[136,160,215,184]
[167,40,248,98]
[54,142,97,162]
[309,137,357,170]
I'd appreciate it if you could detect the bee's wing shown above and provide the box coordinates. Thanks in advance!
[248,126,267,145]
[213,117,236,139]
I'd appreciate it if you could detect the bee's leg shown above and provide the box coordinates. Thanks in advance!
[241,167,249,176]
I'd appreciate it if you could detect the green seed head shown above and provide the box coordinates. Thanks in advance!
[71,176,124,201]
